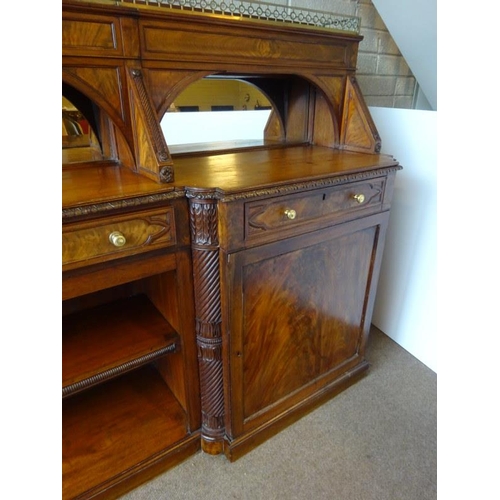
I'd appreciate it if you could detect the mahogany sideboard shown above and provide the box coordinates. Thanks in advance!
[62,1,401,498]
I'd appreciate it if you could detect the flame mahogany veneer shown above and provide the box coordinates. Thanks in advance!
[62,2,401,498]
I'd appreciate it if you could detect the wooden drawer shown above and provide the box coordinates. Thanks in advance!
[244,177,385,243]
[63,207,176,271]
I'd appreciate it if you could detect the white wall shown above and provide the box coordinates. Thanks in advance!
[370,107,437,372]
[371,0,437,110]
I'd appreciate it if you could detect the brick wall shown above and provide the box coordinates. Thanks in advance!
[355,0,416,108]
[283,0,418,109]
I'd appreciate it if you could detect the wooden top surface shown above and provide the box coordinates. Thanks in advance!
[62,145,399,209]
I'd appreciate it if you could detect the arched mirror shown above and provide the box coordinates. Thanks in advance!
[161,77,279,154]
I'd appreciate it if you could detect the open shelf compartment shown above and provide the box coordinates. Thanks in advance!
[62,294,180,397]
[62,365,196,499]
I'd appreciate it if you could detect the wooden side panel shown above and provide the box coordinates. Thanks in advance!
[311,75,345,147]
[312,89,337,147]
[148,252,201,432]
[341,76,382,153]
[285,78,312,143]
[127,68,175,182]
[315,75,345,123]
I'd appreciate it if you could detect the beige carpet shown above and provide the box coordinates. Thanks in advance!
[120,326,437,500]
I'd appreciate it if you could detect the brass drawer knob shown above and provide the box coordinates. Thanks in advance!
[284,209,297,220]
[353,193,365,204]
[109,231,126,247]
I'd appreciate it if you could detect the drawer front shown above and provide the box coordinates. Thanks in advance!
[244,178,385,242]
[63,208,176,270]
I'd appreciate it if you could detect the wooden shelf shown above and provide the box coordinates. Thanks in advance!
[62,365,191,500]
[62,295,179,397]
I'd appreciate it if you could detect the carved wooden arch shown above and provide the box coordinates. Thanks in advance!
[145,69,214,119]
[62,68,127,135]
[301,73,343,147]
[145,69,345,148]
[144,69,286,142]
[308,73,382,153]
[62,68,135,164]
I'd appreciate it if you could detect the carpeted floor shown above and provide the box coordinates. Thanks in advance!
[120,325,437,500]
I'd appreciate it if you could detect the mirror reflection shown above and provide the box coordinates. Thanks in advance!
[62,96,103,164]
[62,78,280,165]
[161,78,274,153]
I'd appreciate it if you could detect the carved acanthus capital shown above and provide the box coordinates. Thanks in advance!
[189,199,219,247]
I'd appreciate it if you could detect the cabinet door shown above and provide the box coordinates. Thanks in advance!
[224,212,389,439]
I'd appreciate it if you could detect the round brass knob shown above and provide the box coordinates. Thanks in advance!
[284,209,297,220]
[353,194,365,204]
[109,231,126,247]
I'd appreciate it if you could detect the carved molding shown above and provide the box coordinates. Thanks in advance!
[62,342,177,398]
[63,168,400,221]
[219,166,400,202]
[185,189,222,201]
[130,69,172,164]
[62,191,184,220]
[160,165,175,183]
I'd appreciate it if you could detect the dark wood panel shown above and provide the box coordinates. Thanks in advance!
[62,295,178,395]
[223,361,368,462]
[62,366,188,499]
[225,212,388,437]
[62,251,178,301]
[241,226,376,418]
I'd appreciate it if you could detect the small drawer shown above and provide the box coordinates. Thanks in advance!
[245,178,385,242]
[63,207,176,271]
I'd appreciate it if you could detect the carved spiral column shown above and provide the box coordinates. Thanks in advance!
[188,191,225,454]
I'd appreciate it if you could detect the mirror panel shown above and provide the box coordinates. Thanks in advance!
[62,96,104,164]
[161,78,275,154]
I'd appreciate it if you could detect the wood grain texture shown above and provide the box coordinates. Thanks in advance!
[62,12,122,55]
[171,147,398,194]
[188,196,225,453]
[62,295,178,396]
[62,207,175,270]
[245,178,385,239]
[62,366,189,500]
[62,1,401,494]
[242,228,375,416]
[224,212,388,441]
